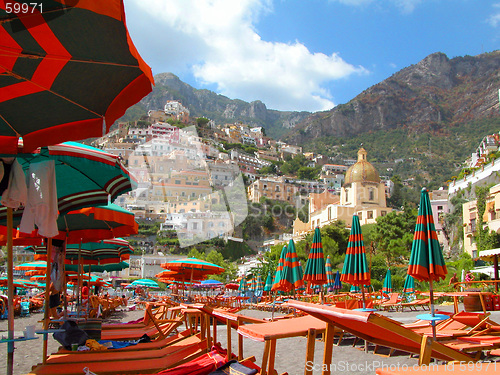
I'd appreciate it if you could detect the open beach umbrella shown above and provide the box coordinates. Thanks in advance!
[325,256,335,292]
[127,279,160,289]
[0,1,153,154]
[303,227,327,287]
[350,284,361,293]
[341,215,371,309]
[407,188,448,340]
[403,274,415,294]
[271,246,287,292]
[264,273,273,294]
[201,279,223,287]
[382,269,393,293]
[333,270,342,292]
[277,239,304,293]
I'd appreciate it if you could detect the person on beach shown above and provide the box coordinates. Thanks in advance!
[49,282,62,319]
[465,271,475,287]
[81,281,89,304]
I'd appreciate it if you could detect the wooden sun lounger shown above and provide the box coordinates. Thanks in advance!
[28,335,208,375]
[100,316,183,341]
[399,297,431,312]
[286,300,474,368]
[52,328,193,356]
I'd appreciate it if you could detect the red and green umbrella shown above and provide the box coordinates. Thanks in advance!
[271,246,287,292]
[277,239,304,293]
[238,277,247,295]
[382,269,392,293]
[303,227,327,287]
[341,215,371,308]
[0,0,153,154]
[407,188,448,340]
[403,274,415,294]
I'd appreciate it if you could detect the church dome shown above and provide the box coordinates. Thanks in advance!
[344,148,380,185]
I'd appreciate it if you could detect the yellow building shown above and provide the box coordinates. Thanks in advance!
[293,148,390,238]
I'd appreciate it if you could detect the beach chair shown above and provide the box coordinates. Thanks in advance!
[100,316,183,341]
[399,297,431,312]
[286,300,475,366]
[379,293,401,311]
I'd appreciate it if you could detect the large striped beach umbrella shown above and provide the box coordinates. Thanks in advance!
[278,239,304,293]
[238,277,247,296]
[255,275,264,297]
[325,256,335,292]
[382,269,393,293]
[271,246,288,292]
[303,227,327,287]
[341,215,371,308]
[403,274,415,294]
[407,188,448,340]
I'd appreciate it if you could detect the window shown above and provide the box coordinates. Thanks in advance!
[369,189,374,201]
[367,211,373,219]
[358,212,362,220]
[381,211,387,216]
[438,205,443,211]
[175,180,181,184]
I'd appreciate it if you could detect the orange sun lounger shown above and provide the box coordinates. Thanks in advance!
[28,335,208,375]
[100,317,183,341]
[237,314,327,375]
[286,300,474,367]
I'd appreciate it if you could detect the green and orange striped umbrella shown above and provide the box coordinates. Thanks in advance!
[271,246,287,292]
[325,256,335,292]
[382,269,392,293]
[407,188,448,340]
[277,239,304,293]
[264,273,273,293]
[407,188,447,282]
[303,227,327,287]
[403,274,415,294]
[341,215,370,286]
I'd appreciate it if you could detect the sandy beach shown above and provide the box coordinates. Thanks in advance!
[1,302,498,375]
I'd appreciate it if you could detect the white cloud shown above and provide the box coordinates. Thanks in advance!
[126,0,366,112]
[488,3,500,27]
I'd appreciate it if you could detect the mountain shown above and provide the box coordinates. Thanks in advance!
[285,51,500,143]
[121,73,311,139]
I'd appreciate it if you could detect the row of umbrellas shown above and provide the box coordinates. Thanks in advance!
[257,188,445,325]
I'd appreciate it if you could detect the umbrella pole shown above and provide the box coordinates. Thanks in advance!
[429,279,437,341]
[43,240,52,364]
[6,207,14,375]
[77,242,82,318]
[361,285,367,310]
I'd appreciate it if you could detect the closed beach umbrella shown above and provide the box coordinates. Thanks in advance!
[271,246,287,292]
[264,273,273,293]
[325,256,335,292]
[238,278,247,295]
[278,239,304,293]
[403,274,415,294]
[341,215,371,308]
[382,269,392,293]
[407,188,448,340]
[303,228,327,287]
[333,270,342,292]
[255,275,264,296]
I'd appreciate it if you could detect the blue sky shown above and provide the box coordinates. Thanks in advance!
[124,0,500,112]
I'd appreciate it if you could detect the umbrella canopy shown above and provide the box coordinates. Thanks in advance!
[303,227,327,286]
[127,279,159,289]
[276,239,304,293]
[14,260,48,271]
[0,0,153,154]
[271,246,287,292]
[325,256,335,292]
[333,270,342,292]
[403,274,415,294]
[341,215,371,286]
[407,188,447,282]
[200,279,223,287]
[350,284,361,293]
[264,273,273,292]
[382,269,392,293]
[161,258,224,277]
[225,283,239,290]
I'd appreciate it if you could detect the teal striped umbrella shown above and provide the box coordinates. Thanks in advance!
[350,284,361,293]
[303,227,327,287]
[382,269,392,293]
[264,273,273,293]
[325,256,335,292]
[255,275,264,296]
[271,246,288,292]
[403,274,415,294]
[127,279,159,289]
[341,215,370,308]
[407,188,448,340]
[238,277,247,295]
[277,239,304,293]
